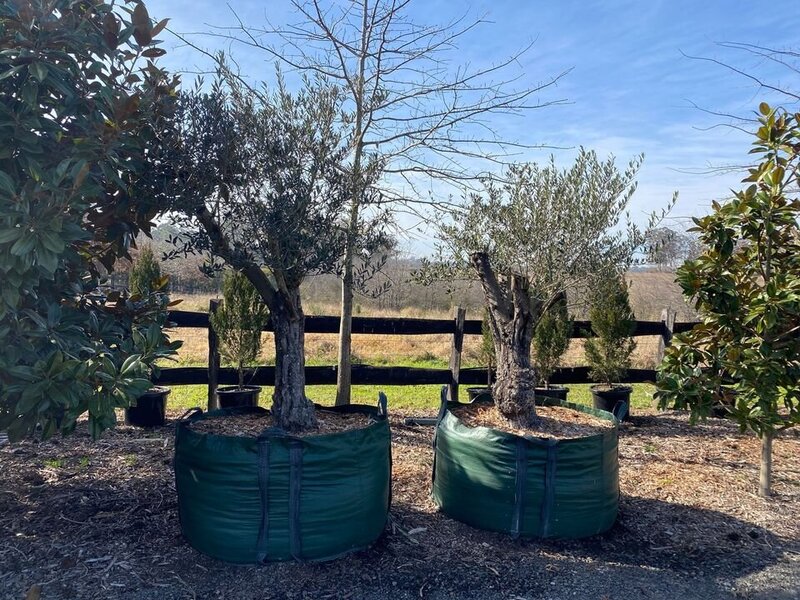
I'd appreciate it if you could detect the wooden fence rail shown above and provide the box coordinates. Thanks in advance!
[167,309,679,338]
[155,304,699,407]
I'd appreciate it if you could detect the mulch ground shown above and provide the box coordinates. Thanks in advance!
[1,408,799,600]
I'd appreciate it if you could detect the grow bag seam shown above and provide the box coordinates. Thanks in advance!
[511,437,526,538]
[541,439,558,538]
[256,438,271,563]
[289,440,303,561]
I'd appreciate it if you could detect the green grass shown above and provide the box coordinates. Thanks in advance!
[166,383,656,412]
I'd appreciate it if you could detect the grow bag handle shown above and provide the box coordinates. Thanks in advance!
[436,385,449,424]
[377,392,388,417]
[612,400,629,422]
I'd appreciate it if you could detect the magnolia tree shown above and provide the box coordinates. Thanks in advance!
[421,150,669,424]
[657,104,800,497]
[0,0,180,440]
[151,71,365,431]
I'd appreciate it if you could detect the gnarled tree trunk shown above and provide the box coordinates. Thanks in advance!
[471,252,538,425]
[270,286,317,431]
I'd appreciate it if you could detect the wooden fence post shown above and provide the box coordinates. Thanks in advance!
[208,299,220,411]
[448,306,467,403]
[656,308,676,365]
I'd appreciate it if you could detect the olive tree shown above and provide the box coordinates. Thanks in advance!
[656,104,800,497]
[154,72,352,431]
[421,150,668,424]
[0,0,180,440]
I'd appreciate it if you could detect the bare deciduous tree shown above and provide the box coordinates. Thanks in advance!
[198,0,569,404]
[644,227,702,271]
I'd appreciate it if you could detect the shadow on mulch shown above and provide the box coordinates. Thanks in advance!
[625,411,800,439]
[534,495,791,576]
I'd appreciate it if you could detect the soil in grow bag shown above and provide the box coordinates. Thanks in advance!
[432,391,619,539]
[125,387,169,427]
[174,401,391,564]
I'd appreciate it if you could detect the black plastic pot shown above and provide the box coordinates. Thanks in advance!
[217,386,261,409]
[591,385,631,421]
[535,386,569,401]
[466,387,570,404]
[125,386,169,428]
[466,387,492,402]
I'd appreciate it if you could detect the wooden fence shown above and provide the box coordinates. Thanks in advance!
[154,303,699,406]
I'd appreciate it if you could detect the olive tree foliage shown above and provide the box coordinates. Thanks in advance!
[210,271,270,389]
[153,71,354,431]
[192,0,569,406]
[420,149,671,423]
[0,0,181,441]
[656,104,800,497]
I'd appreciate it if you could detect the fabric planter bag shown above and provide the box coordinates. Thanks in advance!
[432,392,618,539]
[174,400,391,563]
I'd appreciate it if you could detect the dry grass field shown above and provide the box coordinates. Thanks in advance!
[168,269,679,371]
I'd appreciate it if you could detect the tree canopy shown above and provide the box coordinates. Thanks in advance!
[423,150,657,306]
[150,69,364,430]
[420,149,668,422]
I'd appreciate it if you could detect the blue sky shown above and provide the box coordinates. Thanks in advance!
[150,0,799,254]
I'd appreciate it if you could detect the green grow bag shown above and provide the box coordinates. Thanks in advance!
[432,394,618,539]
[174,401,391,563]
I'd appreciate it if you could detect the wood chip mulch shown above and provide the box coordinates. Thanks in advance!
[187,410,374,437]
[0,408,798,600]
[451,404,613,439]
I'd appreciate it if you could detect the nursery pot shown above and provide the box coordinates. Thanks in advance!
[466,387,492,402]
[125,386,169,428]
[467,387,570,405]
[217,385,261,409]
[534,386,569,402]
[174,402,392,563]
[591,385,631,421]
[432,391,619,539]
